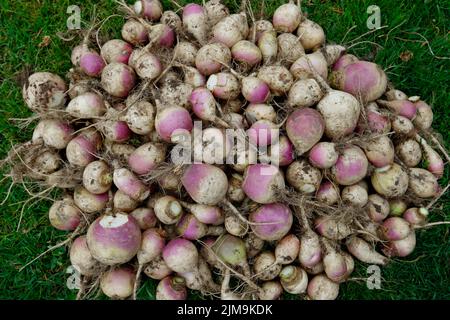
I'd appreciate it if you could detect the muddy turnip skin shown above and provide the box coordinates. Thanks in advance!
[242,164,285,204]
[101,63,136,98]
[70,236,99,276]
[100,267,136,299]
[249,203,293,241]
[23,72,67,111]
[332,145,368,186]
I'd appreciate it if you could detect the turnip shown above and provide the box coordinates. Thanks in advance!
[249,203,293,241]
[287,78,323,108]
[174,42,198,66]
[225,212,248,236]
[227,174,246,202]
[182,3,208,45]
[144,255,173,280]
[286,108,325,155]
[231,40,262,69]
[279,265,308,294]
[87,213,141,265]
[309,142,338,169]
[307,274,339,300]
[416,135,444,177]
[277,33,305,66]
[275,234,300,265]
[247,119,278,147]
[121,19,148,45]
[123,100,155,135]
[82,160,112,194]
[48,197,81,231]
[113,190,139,212]
[66,92,106,119]
[297,18,325,50]
[391,115,415,136]
[101,39,133,64]
[367,194,390,222]
[156,276,187,300]
[272,1,302,33]
[114,168,149,202]
[161,10,182,33]
[315,216,352,240]
[137,228,165,265]
[154,195,183,224]
[212,234,250,276]
[70,236,99,276]
[383,230,416,257]
[130,207,157,230]
[298,213,322,268]
[176,213,224,240]
[193,127,232,164]
[101,62,136,98]
[207,72,240,100]
[223,112,247,129]
[365,104,391,134]
[179,256,220,293]
[79,51,105,78]
[363,135,395,168]
[341,184,368,207]
[253,251,282,281]
[396,139,422,167]
[304,261,325,275]
[133,51,162,80]
[242,164,285,204]
[157,172,180,192]
[408,167,440,198]
[29,150,61,178]
[322,239,348,283]
[258,30,278,64]
[389,199,408,217]
[268,135,295,167]
[245,104,276,124]
[100,267,136,300]
[189,87,228,127]
[371,163,409,197]
[33,119,74,150]
[257,65,293,96]
[155,106,193,142]
[128,142,166,175]
[71,44,94,67]
[286,160,322,194]
[212,13,248,48]
[403,207,428,226]
[195,43,231,76]
[248,20,274,43]
[181,202,225,225]
[385,88,408,101]
[413,100,433,130]
[259,281,283,300]
[329,61,387,102]
[73,186,109,213]
[163,238,199,273]
[381,217,411,241]
[290,51,328,80]
[133,0,162,20]
[316,180,339,205]
[148,24,175,48]
[23,72,67,111]
[241,76,270,104]
[377,99,417,120]
[244,232,265,259]
[332,145,368,186]
[346,235,388,264]
[183,66,207,88]
[332,54,358,71]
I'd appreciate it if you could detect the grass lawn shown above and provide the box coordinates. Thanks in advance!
[0,0,449,300]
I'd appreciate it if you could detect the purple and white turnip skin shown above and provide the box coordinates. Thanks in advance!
[253,251,282,281]
[396,139,422,167]
[66,92,106,119]
[341,184,368,207]
[160,10,182,33]
[189,87,220,123]
[87,213,142,265]
[97,118,132,143]
[154,195,183,225]
[181,164,228,206]
[317,90,361,140]
[121,19,148,45]
[290,51,328,80]
[100,267,136,299]
[241,77,270,104]
[258,30,278,64]
[176,214,221,240]
[212,13,248,48]
[296,18,325,51]
[123,100,155,135]
[346,236,388,266]
[403,207,428,226]
[259,281,283,300]
[249,203,293,241]
[408,168,440,198]
[23,72,67,111]
[242,164,285,204]
[113,168,150,201]
[144,255,173,280]
[287,78,323,108]
[364,136,395,168]
[162,238,199,273]
[382,230,416,258]
[286,108,325,155]
[377,99,417,120]
[181,202,224,226]
[148,24,175,48]
[80,51,105,77]
[137,228,166,265]
[204,0,229,26]
[231,40,262,68]
[130,207,157,230]
[389,199,408,217]
[245,104,276,124]
[174,42,198,66]
[277,33,305,66]
[329,61,387,102]
[82,160,112,194]
[183,3,208,45]
[155,106,193,142]
[183,66,207,88]
[381,217,411,241]
[332,145,368,186]
[315,217,352,241]
[156,276,187,300]
[71,44,93,66]
[48,197,81,231]
[133,0,163,20]
[367,194,390,222]
[413,100,433,131]
[307,274,339,300]
[275,234,300,265]
[267,135,294,167]
[128,142,166,175]
[207,72,240,100]
[279,265,308,294]
[322,240,348,283]
[315,180,339,205]
[133,51,163,80]
[309,142,338,169]
[33,119,74,150]
[272,2,302,33]
[303,261,325,275]
[101,62,136,98]
[371,163,409,198]
[364,103,391,134]
[286,160,322,194]
[416,135,444,178]
[332,54,359,71]
[257,65,293,96]
[248,19,274,42]
[195,43,231,76]
[114,190,139,213]
[101,39,133,64]
[247,119,278,147]
[70,236,99,276]
[73,186,109,213]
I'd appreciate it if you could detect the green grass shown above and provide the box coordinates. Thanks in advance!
[0,0,449,300]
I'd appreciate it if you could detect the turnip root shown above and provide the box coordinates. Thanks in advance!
[279,265,308,294]
[204,0,229,26]
[367,194,390,222]
[70,236,99,276]
[245,104,276,124]
[176,213,224,240]
[212,13,248,48]
[48,197,81,231]
[253,251,282,281]
[242,164,285,204]
[316,180,339,205]
[82,160,112,194]
[269,135,295,167]
[23,72,67,111]
[133,51,162,80]
[148,24,175,48]
[66,92,106,119]
[247,119,278,147]
[156,276,187,300]
[248,20,274,42]
[381,217,411,241]
[396,139,422,167]
[96,117,132,143]
[79,51,105,78]
[249,203,293,241]
[287,78,323,108]
[341,184,368,207]
[183,66,207,88]
[391,115,415,136]
[130,207,157,230]
[174,42,198,66]
[241,76,270,104]
[315,216,352,240]
[137,228,165,265]
[277,33,305,66]
[371,163,409,198]
[389,199,408,217]
[212,234,249,274]
[377,99,417,120]
[304,261,325,275]
[101,39,133,64]
[332,145,368,186]
[413,100,433,130]
[33,119,74,150]
[297,18,325,50]
[161,10,182,33]
[403,207,428,226]
[365,104,391,134]
[71,44,94,66]
[163,238,199,273]
[128,142,166,175]
[179,256,220,293]
[153,195,183,225]
[113,168,149,201]
[309,142,338,169]
[144,255,173,280]
[298,223,322,268]
[155,106,193,142]
[290,51,328,80]
[307,274,339,300]
[121,19,148,45]
[100,267,136,299]
[364,135,395,168]
[189,87,227,126]
[123,100,155,135]
[73,186,109,213]
[286,160,322,194]
[257,65,293,96]
[286,108,325,155]
[182,3,208,45]
[258,30,278,64]
[259,281,283,300]
[322,239,348,283]
[87,213,141,265]
[332,54,358,71]
[346,236,388,264]
[408,168,440,198]
[272,1,302,33]
[385,88,408,101]
[416,135,444,177]
[133,0,162,20]
[245,233,265,259]
[227,174,246,202]
[207,72,240,100]
[195,43,231,76]
[114,190,139,212]
[181,202,224,226]
[383,230,416,257]
[101,62,136,98]
[231,40,262,68]
[225,212,248,236]
[275,234,300,265]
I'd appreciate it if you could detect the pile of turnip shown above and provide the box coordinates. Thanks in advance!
[3,0,449,301]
